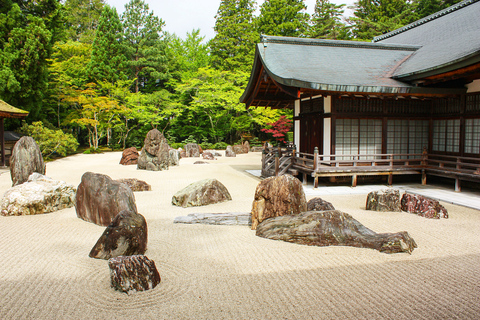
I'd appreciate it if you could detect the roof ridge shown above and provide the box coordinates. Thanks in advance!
[373,0,480,42]
[260,35,420,52]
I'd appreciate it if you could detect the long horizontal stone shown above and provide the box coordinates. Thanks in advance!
[174,212,251,226]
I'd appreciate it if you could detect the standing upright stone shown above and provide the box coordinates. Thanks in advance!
[9,136,45,186]
[251,174,307,230]
[76,172,138,226]
[185,143,200,157]
[169,149,180,166]
[137,129,170,171]
[225,145,236,157]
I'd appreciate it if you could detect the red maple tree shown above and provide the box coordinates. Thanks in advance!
[261,116,292,144]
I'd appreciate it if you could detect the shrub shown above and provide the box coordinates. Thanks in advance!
[19,121,79,159]
[213,142,228,150]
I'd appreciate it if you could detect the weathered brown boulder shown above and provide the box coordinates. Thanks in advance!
[185,143,200,157]
[225,145,236,157]
[1,173,76,216]
[307,197,335,211]
[233,145,245,154]
[75,172,137,226]
[251,174,307,230]
[89,210,147,260]
[116,178,151,192]
[137,129,170,171]
[172,178,232,208]
[242,141,250,153]
[366,189,402,212]
[10,136,45,186]
[256,210,417,254]
[108,255,160,294]
[202,151,216,160]
[119,147,139,165]
[401,193,448,219]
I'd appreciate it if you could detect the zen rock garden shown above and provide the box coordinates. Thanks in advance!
[0,133,455,295]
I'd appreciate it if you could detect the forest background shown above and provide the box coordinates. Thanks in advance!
[0,0,461,157]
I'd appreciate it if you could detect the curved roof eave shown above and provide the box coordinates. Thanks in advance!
[393,50,480,81]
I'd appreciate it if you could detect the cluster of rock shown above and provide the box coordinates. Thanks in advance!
[250,175,417,254]
[74,171,160,294]
[366,189,448,219]
[172,178,232,208]
[1,137,76,216]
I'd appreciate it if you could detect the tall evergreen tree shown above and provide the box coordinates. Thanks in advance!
[0,1,62,119]
[209,0,258,72]
[87,5,127,85]
[412,0,462,20]
[307,0,350,39]
[64,0,106,43]
[257,0,309,37]
[121,0,168,93]
[350,0,413,40]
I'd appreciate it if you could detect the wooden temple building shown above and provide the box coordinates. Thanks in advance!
[240,0,480,190]
[0,99,29,167]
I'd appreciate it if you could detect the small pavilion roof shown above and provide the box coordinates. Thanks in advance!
[0,99,29,118]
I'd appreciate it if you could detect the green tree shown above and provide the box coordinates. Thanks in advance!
[307,0,350,39]
[48,40,92,127]
[67,83,121,149]
[0,3,53,119]
[412,0,462,20]
[257,0,309,37]
[64,0,106,43]
[350,0,413,40]
[209,0,258,72]
[122,0,168,93]
[164,30,210,84]
[87,5,127,85]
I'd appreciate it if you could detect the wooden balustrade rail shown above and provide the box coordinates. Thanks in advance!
[261,147,480,191]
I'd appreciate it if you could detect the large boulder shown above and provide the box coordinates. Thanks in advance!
[307,197,335,211]
[137,129,170,171]
[256,210,417,254]
[242,141,250,153]
[185,143,200,157]
[233,145,245,154]
[401,193,448,219]
[9,136,45,186]
[119,147,139,165]
[366,189,402,212]
[225,146,236,157]
[251,174,307,230]
[172,178,232,208]
[75,172,137,226]
[89,210,147,260]
[202,151,216,160]
[0,173,76,216]
[116,178,151,192]
[108,255,160,294]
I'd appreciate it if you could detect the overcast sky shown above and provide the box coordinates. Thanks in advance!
[105,0,355,41]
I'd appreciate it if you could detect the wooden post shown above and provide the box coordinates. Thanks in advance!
[388,173,393,186]
[313,147,319,171]
[261,149,266,177]
[0,118,4,167]
[455,178,461,192]
[275,151,279,176]
[352,174,357,187]
[421,169,427,185]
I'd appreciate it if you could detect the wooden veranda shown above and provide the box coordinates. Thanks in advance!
[262,146,480,192]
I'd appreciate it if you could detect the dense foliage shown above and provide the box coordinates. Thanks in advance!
[0,0,460,155]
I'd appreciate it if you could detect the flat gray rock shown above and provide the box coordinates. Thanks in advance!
[174,212,251,225]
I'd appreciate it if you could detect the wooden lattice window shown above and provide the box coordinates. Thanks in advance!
[432,119,460,153]
[465,118,480,155]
